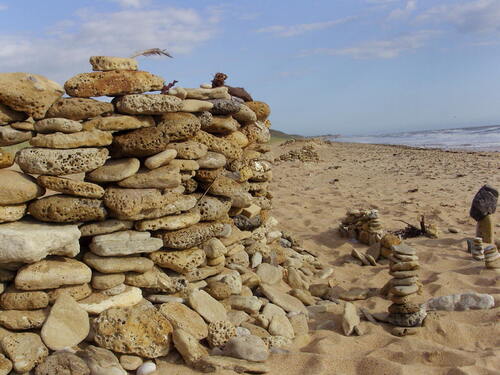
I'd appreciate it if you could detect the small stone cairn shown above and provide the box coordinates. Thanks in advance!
[339,209,384,245]
[470,184,497,244]
[484,245,500,270]
[0,56,327,374]
[387,243,426,328]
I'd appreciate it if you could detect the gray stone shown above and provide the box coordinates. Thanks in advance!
[90,230,163,256]
[470,184,498,221]
[222,335,269,362]
[424,292,495,311]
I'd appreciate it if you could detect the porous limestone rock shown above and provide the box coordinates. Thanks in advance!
[149,248,206,273]
[29,195,107,223]
[115,94,182,115]
[207,320,237,348]
[90,230,163,256]
[79,219,134,237]
[34,352,90,375]
[193,130,242,160]
[16,147,109,175]
[172,329,208,365]
[0,309,47,330]
[158,302,208,340]
[15,257,92,290]
[119,355,143,371]
[208,98,241,116]
[90,56,138,71]
[83,114,154,131]
[47,283,92,304]
[0,102,27,125]
[160,222,225,249]
[203,115,239,134]
[78,345,126,375]
[64,71,164,97]
[46,97,114,120]
[156,112,201,141]
[245,101,271,121]
[1,332,48,373]
[0,148,14,169]
[0,288,49,310]
[135,209,201,231]
[34,118,83,133]
[0,72,64,119]
[233,104,257,124]
[37,175,105,199]
[167,141,208,160]
[92,301,173,358]
[0,219,80,264]
[111,127,169,157]
[41,294,89,350]
[0,170,44,205]
[30,129,112,148]
[124,266,186,294]
[197,151,226,169]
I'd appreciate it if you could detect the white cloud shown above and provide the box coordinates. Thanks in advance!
[418,0,500,33]
[388,0,417,20]
[109,0,150,8]
[0,6,218,83]
[256,17,356,37]
[301,30,438,59]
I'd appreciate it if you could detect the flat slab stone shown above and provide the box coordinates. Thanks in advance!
[0,102,27,125]
[30,129,112,149]
[188,289,227,323]
[29,195,107,223]
[0,204,26,224]
[15,257,92,290]
[87,158,140,183]
[0,72,64,119]
[158,302,208,340]
[1,332,48,373]
[0,219,80,264]
[64,71,164,97]
[90,230,163,256]
[117,165,181,189]
[259,284,307,314]
[161,222,225,249]
[78,286,143,315]
[114,94,182,115]
[16,147,108,175]
[83,114,154,131]
[90,56,138,71]
[0,125,32,146]
[79,219,134,237]
[0,309,47,330]
[135,209,201,231]
[34,118,83,133]
[46,97,113,120]
[41,294,89,350]
[37,175,104,199]
[83,252,154,274]
[0,170,45,205]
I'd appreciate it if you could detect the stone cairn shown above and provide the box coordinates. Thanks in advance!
[386,244,426,328]
[0,56,325,374]
[470,184,497,244]
[338,209,384,246]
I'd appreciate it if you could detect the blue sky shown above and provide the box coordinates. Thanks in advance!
[1,0,500,136]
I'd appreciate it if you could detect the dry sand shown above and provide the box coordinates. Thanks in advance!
[262,139,500,375]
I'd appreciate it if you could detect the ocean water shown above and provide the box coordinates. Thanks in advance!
[332,125,500,151]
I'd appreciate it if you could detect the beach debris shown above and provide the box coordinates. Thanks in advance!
[130,48,173,58]
[424,292,495,311]
[470,184,498,244]
[276,144,320,163]
[339,209,384,245]
[392,215,439,239]
[386,243,427,327]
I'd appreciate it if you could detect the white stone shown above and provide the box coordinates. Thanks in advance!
[425,292,495,311]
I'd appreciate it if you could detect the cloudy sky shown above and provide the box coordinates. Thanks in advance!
[1,0,500,135]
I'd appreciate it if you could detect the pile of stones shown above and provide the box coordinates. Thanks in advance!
[275,144,320,163]
[386,244,426,328]
[0,56,328,374]
[338,209,384,245]
[484,245,500,271]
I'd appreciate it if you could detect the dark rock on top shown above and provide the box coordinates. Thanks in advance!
[470,184,498,221]
[208,99,241,116]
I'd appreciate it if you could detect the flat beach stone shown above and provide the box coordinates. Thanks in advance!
[0,219,80,264]
[0,102,26,125]
[93,301,173,358]
[144,149,177,169]
[16,147,108,175]
[172,329,208,365]
[47,283,92,304]
[124,266,186,293]
[180,99,214,112]
[92,273,125,290]
[208,98,241,115]
[0,204,26,223]
[259,284,307,314]
[1,332,48,373]
[222,335,269,362]
[233,104,257,124]
[30,129,112,148]
[115,94,182,115]
[29,195,107,223]
[78,286,143,315]
[0,288,49,310]
[425,292,494,311]
[149,248,206,273]
[193,130,242,159]
[34,118,83,133]
[188,289,227,323]
[86,158,140,183]
[83,252,154,273]
[46,97,113,120]
[0,72,64,119]
[391,243,416,256]
[0,125,32,146]
[90,56,138,71]
[0,148,14,169]
[172,87,230,100]
[34,352,90,375]
[119,355,142,371]
[158,302,208,340]
[41,294,89,350]
[10,119,34,130]
[117,165,181,189]
[197,151,226,169]
[196,195,231,221]
[15,257,92,290]
[167,141,208,160]
[37,175,104,198]
[78,345,126,375]
[83,114,154,131]
[390,284,419,296]
[64,71,164,97]
[79,219,134,237]
[90,230,163,256]
[203,115,239,134]
[0,170,44,205]
[111,127,169,157]
[136,209,201,231]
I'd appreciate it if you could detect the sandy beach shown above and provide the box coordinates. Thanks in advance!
[261,139,500,375]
